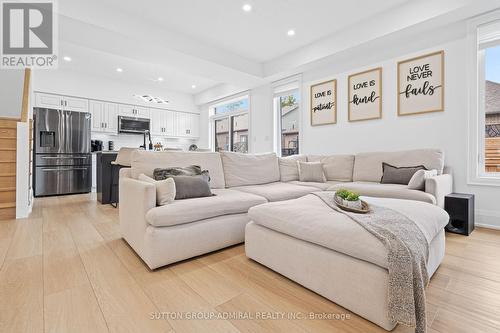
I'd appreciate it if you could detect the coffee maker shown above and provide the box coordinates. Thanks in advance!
[91,140,103,152]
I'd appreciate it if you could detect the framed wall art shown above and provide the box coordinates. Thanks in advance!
[310,79,336,126]
[397,50,444,116]
[348,67,382,121]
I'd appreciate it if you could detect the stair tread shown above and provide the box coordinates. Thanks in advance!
[0,136,16,139]
[0,187,15,192]
[0,161,16,163]
[0,148,16,151]
[0,202,16,209]
[0,173,16,177]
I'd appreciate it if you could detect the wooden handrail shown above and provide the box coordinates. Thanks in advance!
[21,68,31,123]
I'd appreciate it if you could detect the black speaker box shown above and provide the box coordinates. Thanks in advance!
[445,193,474,236]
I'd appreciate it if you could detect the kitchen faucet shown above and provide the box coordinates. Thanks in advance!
[141,129,153,150]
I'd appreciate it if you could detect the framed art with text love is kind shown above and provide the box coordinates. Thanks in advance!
[348,67,382,122]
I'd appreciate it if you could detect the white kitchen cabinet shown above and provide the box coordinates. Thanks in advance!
[119,104,150,118]
[176,113,199,138]
[150,109,164,135]
[89,100,105,132]
[104,103,119,133]
[165,111,177,136]
[35,93,88,112]
[64,96,89,112]
[188,113,199,137]
[35,93,63,109]
[89,100,118,133]
[150,109,177,136]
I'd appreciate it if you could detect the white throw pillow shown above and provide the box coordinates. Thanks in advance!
[297,161,326,183]
[407,169,438,191]
[279,155,307,182]
[138,174,176,206]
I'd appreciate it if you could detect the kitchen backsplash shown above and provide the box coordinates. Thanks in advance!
[91,132,198,151]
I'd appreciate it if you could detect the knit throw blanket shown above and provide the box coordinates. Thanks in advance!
[313,192,430,333]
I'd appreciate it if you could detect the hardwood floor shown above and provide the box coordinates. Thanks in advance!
[1,193,500,333]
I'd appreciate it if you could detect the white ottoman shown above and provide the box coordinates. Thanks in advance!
[245,194,448,331]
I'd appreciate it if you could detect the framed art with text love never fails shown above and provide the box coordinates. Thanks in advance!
[398,51,444,116]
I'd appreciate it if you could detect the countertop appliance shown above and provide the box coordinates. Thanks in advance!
[91,139,103,152]
[118,116,150,134]
[33,108,92,197]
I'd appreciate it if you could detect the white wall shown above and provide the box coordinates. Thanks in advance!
[197,22,500,229]
[249,84,274,153]
[0,70,24,118]
[297,35,500,228]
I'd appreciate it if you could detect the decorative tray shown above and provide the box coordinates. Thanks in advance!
[334,195,371,214]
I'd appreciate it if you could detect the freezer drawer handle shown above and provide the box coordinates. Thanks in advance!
[41,156,88,159]
[41,167,88,172]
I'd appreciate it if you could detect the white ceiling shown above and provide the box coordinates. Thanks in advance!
[97,0,410,62]
[51,0,500,101]
[58,42,218,94]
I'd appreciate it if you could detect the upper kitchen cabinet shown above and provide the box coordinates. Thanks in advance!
[89,100,118,133]
[119,104,150,118]
[177,112,199,138]
[150,109,177,136]
[150,108,165,136]
[35,92,88,112]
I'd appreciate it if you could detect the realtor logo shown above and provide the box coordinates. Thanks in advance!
[1,1,57,68]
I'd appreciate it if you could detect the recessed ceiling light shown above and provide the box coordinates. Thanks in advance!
[63,56,71,62]
[242,4,252,12]
[191,84,197,89]
[157,77,164,82]
[287,29,295,37]
[116,68,123,73]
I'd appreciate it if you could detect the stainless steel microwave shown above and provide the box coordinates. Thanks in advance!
[118,116,150,134]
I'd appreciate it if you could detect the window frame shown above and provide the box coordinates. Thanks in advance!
[272,75,302,157]
[467,10,500,186]
[274,88,301,157]
[209,93,250,153]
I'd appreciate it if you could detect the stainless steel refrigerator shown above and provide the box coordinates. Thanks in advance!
[33,108,92,197]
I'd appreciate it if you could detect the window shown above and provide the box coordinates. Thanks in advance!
[231,114,249,153]
[273,77,301,157]
[210,95,249,153]
[277,91,300,156]
[484,45,500,173]
[214,118,230,152]
[214,99,248,115]
[468,12,500,185]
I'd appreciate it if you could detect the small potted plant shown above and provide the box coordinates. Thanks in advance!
[335,189,362,210]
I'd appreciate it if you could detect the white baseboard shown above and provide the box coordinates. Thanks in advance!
[476,223,500,230]
[476,209,500,230]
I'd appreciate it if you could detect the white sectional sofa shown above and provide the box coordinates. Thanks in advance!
[119,148,452,269]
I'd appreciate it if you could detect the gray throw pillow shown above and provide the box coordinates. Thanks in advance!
[153,165,211,184]
[380,162,427,185]
[170,175,213,200]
